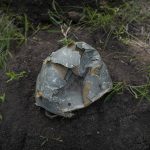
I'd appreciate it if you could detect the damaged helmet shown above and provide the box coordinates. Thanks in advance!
[35,42,112,118]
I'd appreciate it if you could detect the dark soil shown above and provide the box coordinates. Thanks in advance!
[0,0,125,23]
[0,28,150,150]
[0,0,98,23]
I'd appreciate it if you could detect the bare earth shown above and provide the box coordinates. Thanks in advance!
[0,28,150,150]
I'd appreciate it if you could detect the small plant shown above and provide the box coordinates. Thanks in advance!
[80,1,150,44]
[0,93,5,121]
[48,0,65,25]
[59,38,74,46]
[6,70,27,83]
[81,6,116,29]
[105,82,124,102]
[0,93,5,103]
[128,83,150,101]
[0,15,23,69]
[105,81,150,102]
[59,24,74,46]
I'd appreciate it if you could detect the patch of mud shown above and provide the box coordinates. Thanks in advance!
[0,28,150,150]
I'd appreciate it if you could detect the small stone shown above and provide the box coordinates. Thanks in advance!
[68,11,82,23]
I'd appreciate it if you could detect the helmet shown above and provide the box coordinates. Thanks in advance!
[35,42,112,118]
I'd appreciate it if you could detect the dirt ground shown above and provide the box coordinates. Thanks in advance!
[0,0,125,23]
[0,0,100,23]
[0,28,150,150]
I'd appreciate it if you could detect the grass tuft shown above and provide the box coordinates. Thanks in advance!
[128,84,150,101]
[105,81,150,102]
[59,23,75,46]
[0,15,23,69]
[0,93,5,103]
[80,1,150,45]
[6,70,27,83]
[104,82,124,102]
[48,0,65,25]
